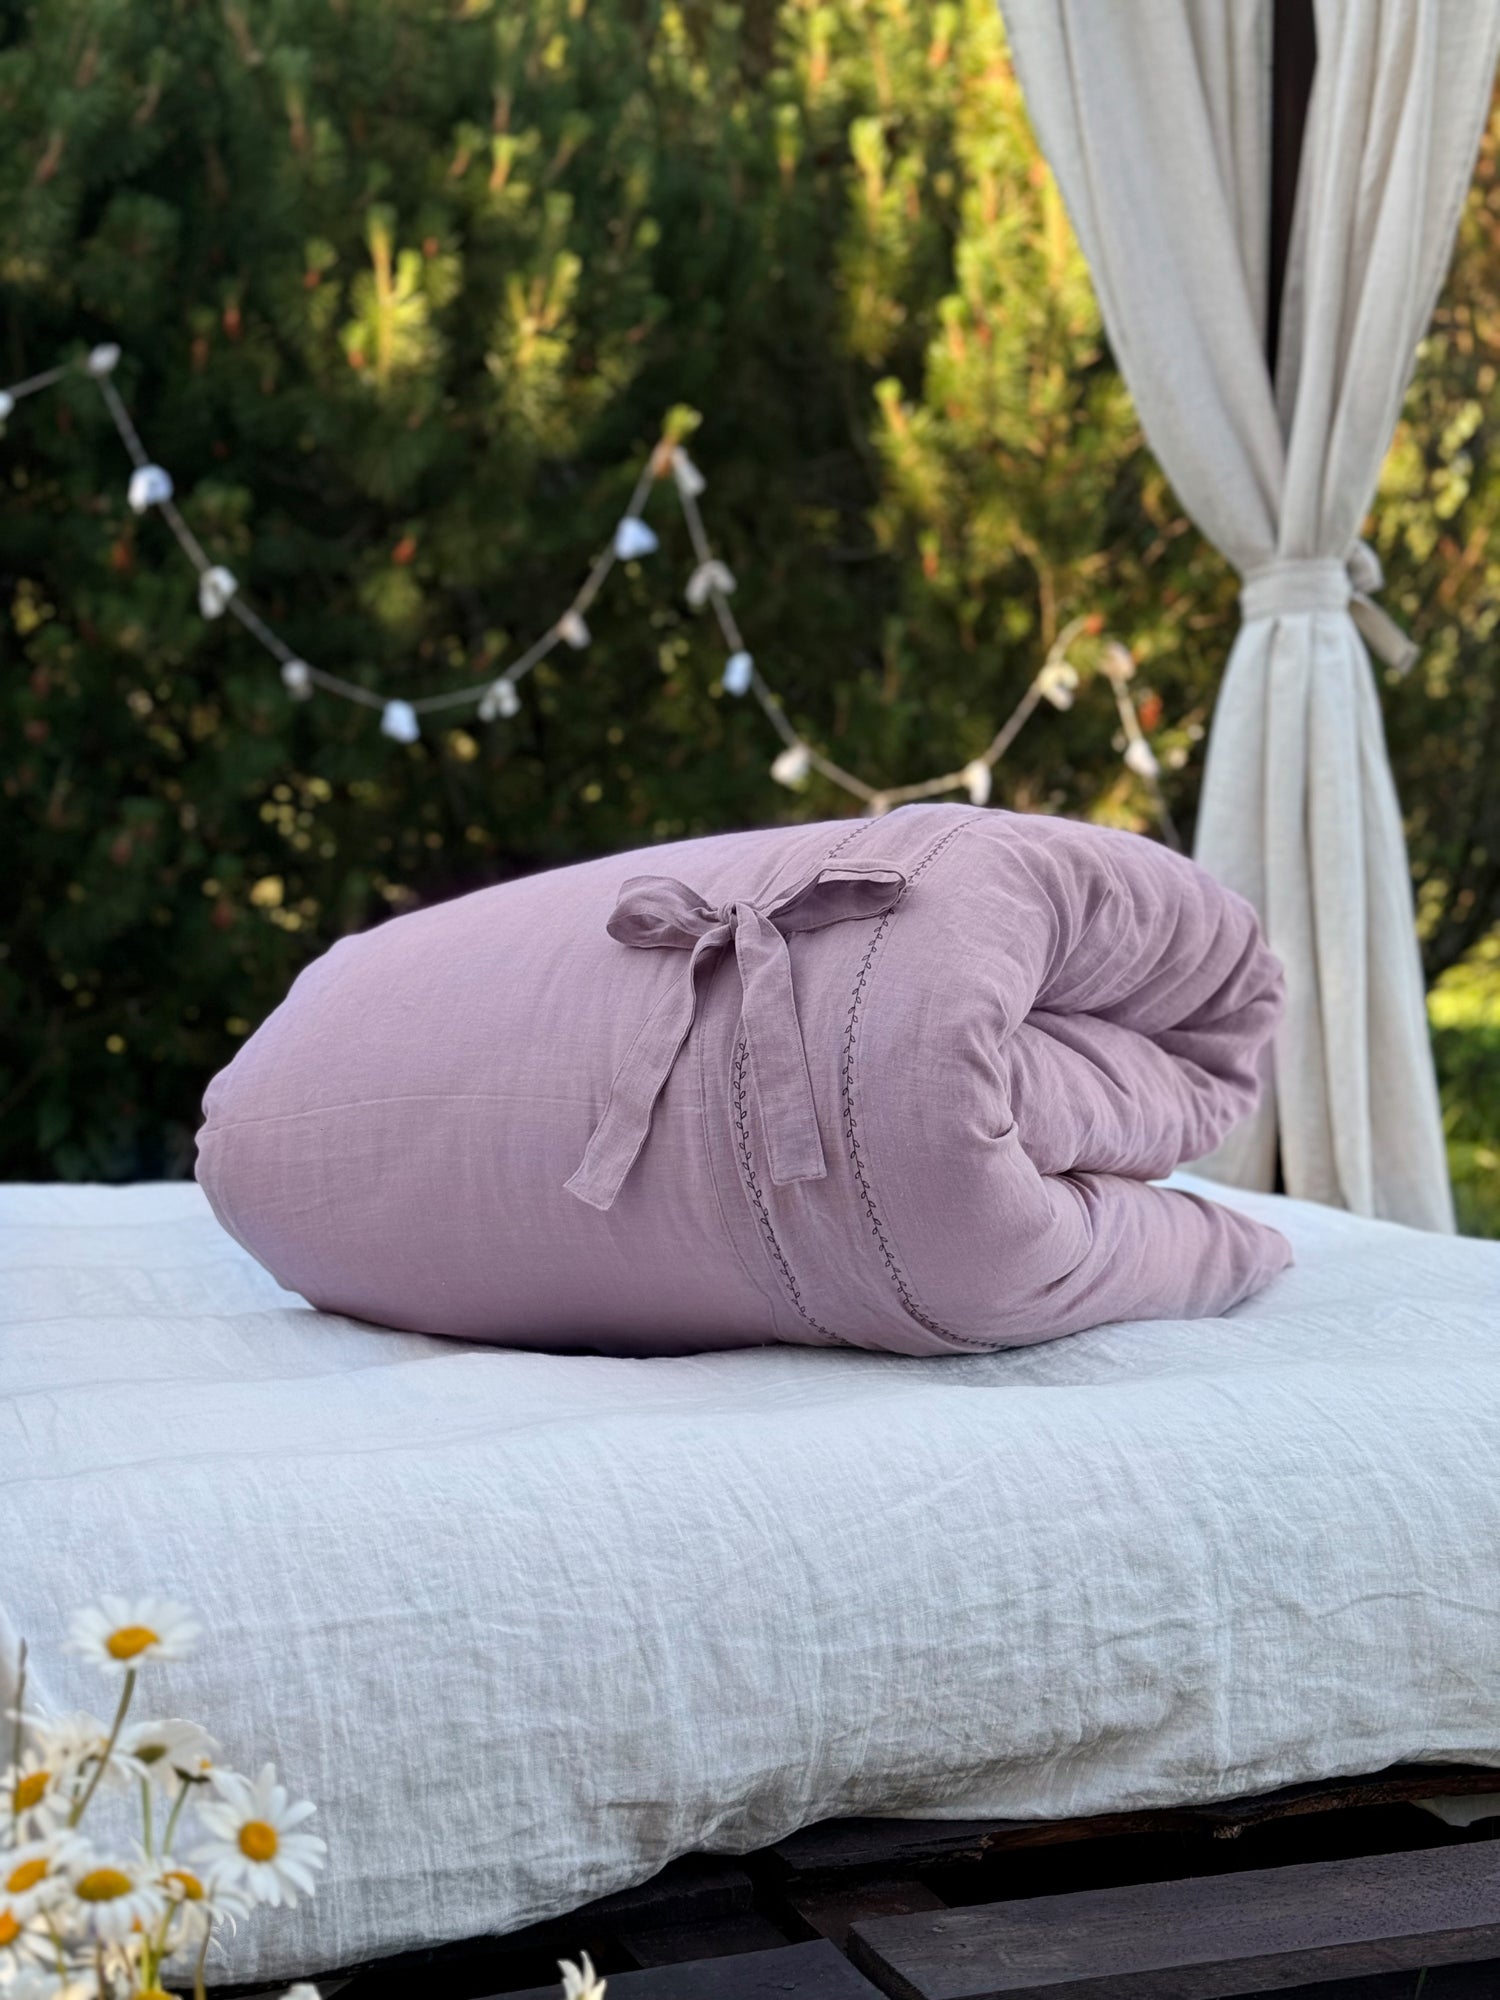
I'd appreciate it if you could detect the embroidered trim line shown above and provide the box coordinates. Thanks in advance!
[722,814,876,1343]
[841,816,998,1350]
[730,1032,847,1345]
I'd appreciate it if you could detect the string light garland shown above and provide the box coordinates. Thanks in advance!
[2,346,1175,838]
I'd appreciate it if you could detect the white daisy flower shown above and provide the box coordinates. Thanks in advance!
[33,1710,140,1785]
[6,1712,141,1827]
[0,1963,88,2000]
[3,1749,70,1837]
[64,1598,200,1673]
[281,1987,322,2000]
[154,1861,250,1945]
[0,1836,80,1925]
[0,1892,54,1972]
[119,1718,217,1791]
[60,1849,166,1943]
[192,1765,325,1909]
[559,1952,607,2000]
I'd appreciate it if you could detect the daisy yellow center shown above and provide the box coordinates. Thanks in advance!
[164,1869,204,1902]
[238,1820,278,1862]
[106,1624,160,1661]
[76,1867,134,1902]
[5,1859,47,1895]
[0,1909,20,1947]
[12,1771,48,1812]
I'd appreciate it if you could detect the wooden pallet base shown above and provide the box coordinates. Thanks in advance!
[240,1765,1500,2000]
[505,1940,886,2000]
[847,1842,1500,2000]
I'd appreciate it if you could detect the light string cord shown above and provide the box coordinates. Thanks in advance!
[2,345,1175,835]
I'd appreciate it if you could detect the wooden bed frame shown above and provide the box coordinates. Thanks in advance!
[236,1762,1500,2000]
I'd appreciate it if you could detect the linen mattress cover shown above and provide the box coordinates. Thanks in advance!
[2,1175,1498,1985]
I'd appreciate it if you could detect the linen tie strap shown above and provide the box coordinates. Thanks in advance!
[565,861,907,1211]
[1238,540,1418,676]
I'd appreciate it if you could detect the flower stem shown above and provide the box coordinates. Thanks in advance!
[162,1774,190,1856]
[45,1912,67,1979]
[7,1638,25,1825]
[69,1666,136,1827]
[193,1921,211,2000]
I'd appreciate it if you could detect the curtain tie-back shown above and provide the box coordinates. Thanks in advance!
[565,861,907,1212]
[1239,542,1418,675]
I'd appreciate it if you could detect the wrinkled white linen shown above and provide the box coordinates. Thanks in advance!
[2,1178,1498,1983]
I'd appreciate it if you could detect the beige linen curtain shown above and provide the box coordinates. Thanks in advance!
[1001,0,1500,1231]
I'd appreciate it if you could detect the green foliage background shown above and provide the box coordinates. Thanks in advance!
[1,0,1497,1227]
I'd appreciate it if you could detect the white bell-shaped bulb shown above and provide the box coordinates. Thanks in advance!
[613,515,659,561]
[770,742,811,789]
[380,699,421,744]
[961,758,992,807]
[127,464,174,515]
[722,651,753,697]
[198,565,238,619]
[1037,659,1079,710]
[671,449,706,499]
[686,559,735,610]
[480,676,522,722]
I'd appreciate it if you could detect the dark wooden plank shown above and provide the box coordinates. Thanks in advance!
[784,1877,947,1951]
[225,1771,1500,1999]
[766,1768,1500,1876]
[768,1818,1031,1876]
[323,1857,758,2000]
[570,1854,757,1930]
[847,1844,1500,2000]
[620,1911,793,1966]
[495,1937,886,2000]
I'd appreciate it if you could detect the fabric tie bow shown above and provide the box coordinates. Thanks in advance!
[1238,539,1418,675]
[565,862,907,1212]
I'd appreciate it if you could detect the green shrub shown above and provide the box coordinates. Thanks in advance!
[1431,936,1500,1237]
[1,0,1496,1225]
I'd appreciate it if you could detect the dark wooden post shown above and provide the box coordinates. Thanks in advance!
[1266,0,1316,1196]
[1267,0,1317,377]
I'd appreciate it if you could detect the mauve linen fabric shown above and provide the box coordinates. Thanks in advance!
[197,805,1290,1354]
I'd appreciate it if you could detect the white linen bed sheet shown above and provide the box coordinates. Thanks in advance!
[2,1175,1498,1984]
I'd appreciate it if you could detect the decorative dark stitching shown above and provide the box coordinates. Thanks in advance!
[731,1033,848,1345]
[819,819,876,865]
[841,816,998,1350]
[721,814,875,1344]
[729,807,987,1351]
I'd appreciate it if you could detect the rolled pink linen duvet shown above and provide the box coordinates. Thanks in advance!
[198,804,1290,1356]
